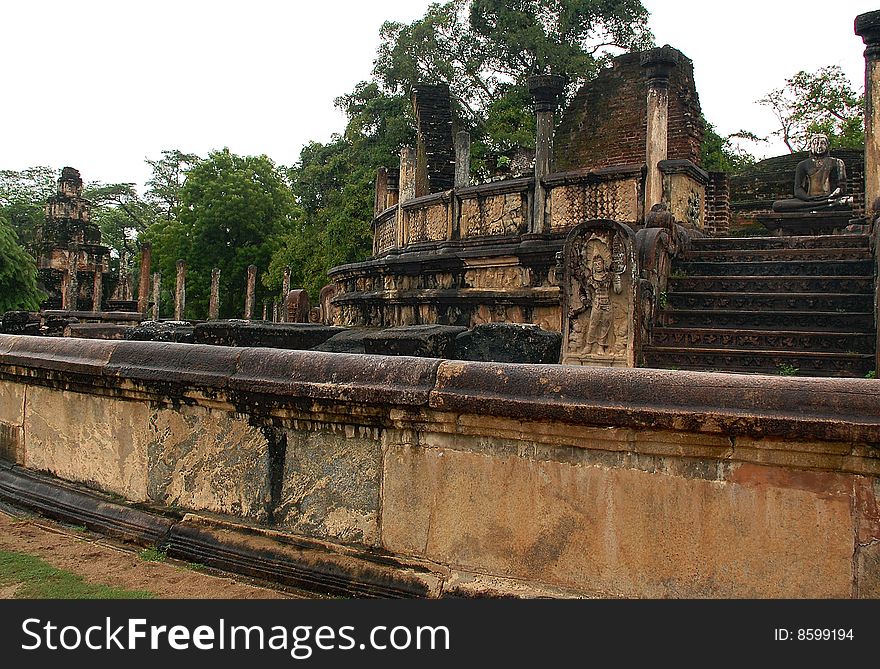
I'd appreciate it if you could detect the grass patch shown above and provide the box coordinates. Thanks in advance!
[0,550,153,599]
[138,547,168,563]
[185,562,208,572]
[866,370,877,379]
[776,363,799,376]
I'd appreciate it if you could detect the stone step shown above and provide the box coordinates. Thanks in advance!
[666,292,873,312]
[676,259,873,276]
[650,328,875,353]
[669,275,874,294]
[642,347,875,378]
[658,309,874,331]
[690,234,870,251]
[684,247,872,262]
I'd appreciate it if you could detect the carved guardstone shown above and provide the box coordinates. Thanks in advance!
[561,220,638,367]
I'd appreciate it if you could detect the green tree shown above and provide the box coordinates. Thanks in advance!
[145,150,201,222]
[266,83,415,299]
[758,65,864,153]
[0,167,57,253]
[145,149,296,319]
[701,117,760,173]
[0,212,44,312]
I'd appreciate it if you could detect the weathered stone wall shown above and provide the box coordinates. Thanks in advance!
[555,50,703,173]
[730,149,865,226]
[1,334,878,597]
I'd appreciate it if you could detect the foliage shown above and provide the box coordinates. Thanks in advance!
[145,150,201,222]
[758,65,864,153]
[700,117,759,173]
[0,549,153,599]
[0,166,57,253]
[266,84,416,299]
[373,0,653,174]
[0,212,45,312]
[144,149,296,318]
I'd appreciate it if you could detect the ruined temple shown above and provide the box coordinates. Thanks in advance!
[35,167,110,311]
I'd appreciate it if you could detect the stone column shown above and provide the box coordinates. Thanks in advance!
[151,272,161,320]
[375,168,389,218]
[273,299,279,323]
[397,146,417,247]
[856,10,880,221]
[92,265,103,312]
[65,242,79,311]
[280,266,291,322]
[641,46,679,214]
[527,75,566,234]
[262,301,268,321]
[208,268,221,320]
[137,243,151,315]
[174,260,186,321]
[455,131,471,188]
[244,264,257,319]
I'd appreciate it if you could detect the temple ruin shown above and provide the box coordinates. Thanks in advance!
[1,10,880,599]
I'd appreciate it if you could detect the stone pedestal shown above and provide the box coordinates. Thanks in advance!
[756,211,856,236]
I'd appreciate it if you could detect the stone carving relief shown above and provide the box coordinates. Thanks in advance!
[561,220,638,367]
[375,216,398,254]
[460,193,525,237]
[550,180,639,230]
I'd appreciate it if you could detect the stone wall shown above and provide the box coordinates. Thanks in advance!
[1,334,878,598]
[705,171,730,235]
[413,84,455,197]
[555,50,703,172]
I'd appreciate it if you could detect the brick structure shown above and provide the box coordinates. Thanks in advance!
[555,49,703,172]
[704,172,731,235]
[412,84,455,197]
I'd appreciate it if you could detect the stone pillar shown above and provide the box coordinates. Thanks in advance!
[527,75,566,234]
[92,265,103,312]
[208,268,221,320]
[280,266,291,322]
[262,302,268,321]
[455,131,471,188]
[174,260,186,321]
[397,146,417,247]
[65,242,79,311]
[244,264,257,319]
[375,168,389,218]
[856,11,880,222]
[273,299,279,323]
[137,243,151,315]
[641,46,680,214]
[151,272,161,320]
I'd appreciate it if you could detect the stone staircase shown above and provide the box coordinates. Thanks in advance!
[642,234,877,377]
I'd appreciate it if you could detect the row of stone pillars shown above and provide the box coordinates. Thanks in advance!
[141,256,294,323]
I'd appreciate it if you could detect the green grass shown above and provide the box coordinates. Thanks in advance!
[137,547,168,563]
[776,363,799,376]
[866,370,877,379]
[0,550,153,599]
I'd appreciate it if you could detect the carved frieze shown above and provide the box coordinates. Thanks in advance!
[561,220,638,367]
[549,179,639,230]
[460,193,525,238]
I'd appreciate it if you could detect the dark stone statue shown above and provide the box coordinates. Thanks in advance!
[772,134,851,212]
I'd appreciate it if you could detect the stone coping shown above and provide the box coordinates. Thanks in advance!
[1,334,879,445]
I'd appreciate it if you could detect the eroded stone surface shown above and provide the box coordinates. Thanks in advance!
[276,425,382,547]
[24,386,149,501]
[147,406,271,520]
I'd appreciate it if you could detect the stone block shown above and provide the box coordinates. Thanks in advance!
[275,425,383,546]
[24,386,150,501]
[147,406,271,520]
[362,325,467,358]
[125,320,195,343]
[193,321,343,349]
[454,323,561,363]
[381,443,854,597]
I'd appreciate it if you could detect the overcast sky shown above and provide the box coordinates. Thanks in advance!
[2,0,877,189]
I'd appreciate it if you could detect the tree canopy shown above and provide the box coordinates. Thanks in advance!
[144,149,296,318]
[0,212,44,312]
[758,65,864,153]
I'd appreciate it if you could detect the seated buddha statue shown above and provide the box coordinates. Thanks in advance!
[771,134,852,212]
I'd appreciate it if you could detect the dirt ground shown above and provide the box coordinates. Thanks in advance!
[0,506,302,599]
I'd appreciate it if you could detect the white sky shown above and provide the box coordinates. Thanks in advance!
[2,0,877,189]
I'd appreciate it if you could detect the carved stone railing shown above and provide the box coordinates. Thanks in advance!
[544,165,644,231]
[371,166,648,255]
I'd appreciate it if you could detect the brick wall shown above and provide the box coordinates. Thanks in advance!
[412,84,455,197]
[555,49,703,172]
[704,172,730,235]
